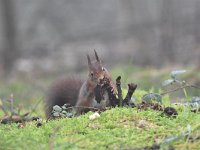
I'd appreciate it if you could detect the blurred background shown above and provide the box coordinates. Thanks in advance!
[0,0,200,109]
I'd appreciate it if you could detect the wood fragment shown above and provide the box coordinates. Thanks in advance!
[123,83,137,106]
[116,76,123,106]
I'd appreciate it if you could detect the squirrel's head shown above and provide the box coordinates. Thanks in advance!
[87,50,111,84]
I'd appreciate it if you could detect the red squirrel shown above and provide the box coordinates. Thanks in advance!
[45,50,116,118]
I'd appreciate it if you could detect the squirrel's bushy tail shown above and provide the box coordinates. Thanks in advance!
[45,77,83,118]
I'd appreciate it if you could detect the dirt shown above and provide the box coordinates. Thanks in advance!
[163,107,178,117]
[136,101,163,111]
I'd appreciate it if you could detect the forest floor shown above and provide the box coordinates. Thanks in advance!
[0,105,199,149]
[0,66,200,149]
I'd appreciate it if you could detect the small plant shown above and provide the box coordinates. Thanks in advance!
[161,124,200,148]
[162,70,186,86]
[162,70,189,99]
[142,70,200,105]
[0,94,40,124]
[161,70,200,99]
[52,104,75,118]
[185,96,200,112]
[140,69,200,116]
[142,93,162,103]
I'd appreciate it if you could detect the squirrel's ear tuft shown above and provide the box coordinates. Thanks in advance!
[94,49,100,62]
[87,54,92,67]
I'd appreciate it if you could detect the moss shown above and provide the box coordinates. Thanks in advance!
[0,106,199,150]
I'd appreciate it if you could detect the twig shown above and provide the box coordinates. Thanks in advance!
[190,84,200,89]
[161,84,200,95]
[65,106,100,111]
[123,83,137,106]
[0,105,8,115]
[10,93,14,115]
[116,76,123,106]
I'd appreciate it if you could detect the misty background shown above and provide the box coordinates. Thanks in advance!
[0,0,200,77]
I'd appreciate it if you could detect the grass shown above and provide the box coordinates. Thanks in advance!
[0,66,200,149]
[0,105,200,150]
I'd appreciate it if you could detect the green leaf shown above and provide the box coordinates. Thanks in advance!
[171,70,186,79]
[142,93,162,103]
[53,105,62,112]
[61,110,67,114]
[66,112,73,118]
[189,97,200,109]
[53,112,60,117]
[162,79,174,86]
[62,106,67,110]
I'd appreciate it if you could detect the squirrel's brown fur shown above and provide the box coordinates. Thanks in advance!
[45,77,83,118]
[45,50,115,118]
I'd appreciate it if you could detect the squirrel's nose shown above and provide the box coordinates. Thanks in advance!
[97,74,104,82]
